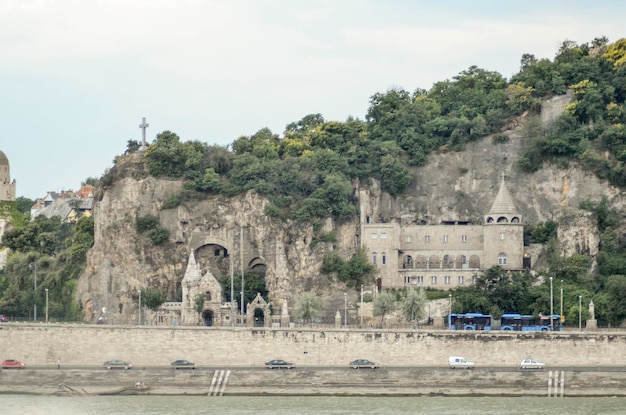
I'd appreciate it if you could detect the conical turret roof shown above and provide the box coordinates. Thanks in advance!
[488,174,518,215]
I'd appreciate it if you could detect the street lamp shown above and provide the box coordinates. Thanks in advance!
[360,284,364,327]
[448,293,452,327]
[560,280,563,328]
[549,277,554,331]
[138,289,142,325]
[344,292,347,326]
[29,262,37,322]
[579,295,582,331]
[45,288,49,323]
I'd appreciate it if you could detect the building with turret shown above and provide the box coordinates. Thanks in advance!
[360,175,525,289]
[0,150,16,202]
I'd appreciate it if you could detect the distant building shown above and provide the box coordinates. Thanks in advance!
[359,175,525,290]
[31,185,93,222]
[0,150,16,202]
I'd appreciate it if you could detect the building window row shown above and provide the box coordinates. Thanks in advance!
[372,252,387,265]
[401,254,478,269]
[412,275,471,285]
[419,234,467,243]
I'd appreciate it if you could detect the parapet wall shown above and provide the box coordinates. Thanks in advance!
[0,324,623,368]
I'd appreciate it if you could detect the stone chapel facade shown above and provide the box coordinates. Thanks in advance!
[360,175,525,290]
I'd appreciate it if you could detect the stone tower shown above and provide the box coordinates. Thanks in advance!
[483,175,524,270]
[0,150,16,201]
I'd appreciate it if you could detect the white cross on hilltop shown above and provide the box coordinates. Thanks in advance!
[139,117,149,151]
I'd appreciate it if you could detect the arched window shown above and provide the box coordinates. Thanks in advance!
[497,216,508,223]
[511,217,520,223]
[382,252,387,265]
[498,253,508,266]
[487,217,494,223]
[205,291,212,301]
[372,252,377,264]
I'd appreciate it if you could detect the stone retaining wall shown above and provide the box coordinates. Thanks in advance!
[0,324,624,368]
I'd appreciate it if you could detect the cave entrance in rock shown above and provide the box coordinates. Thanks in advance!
[203,310,214,326]
[253,308,264,327]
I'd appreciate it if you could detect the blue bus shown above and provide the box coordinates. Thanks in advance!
[449,312,492,331]
[500,313,562,331]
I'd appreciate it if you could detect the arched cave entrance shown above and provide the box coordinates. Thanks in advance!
[203,310,214,326]
[253,308,264,327]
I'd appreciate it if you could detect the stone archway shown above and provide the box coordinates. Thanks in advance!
[246,292,271,327]
[253,308,264,327]
[203,310,214,326]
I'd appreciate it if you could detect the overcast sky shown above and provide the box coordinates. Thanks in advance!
[1,0,625,200]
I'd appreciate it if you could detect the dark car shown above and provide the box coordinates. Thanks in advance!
[264,359,295,369]
[349,359,378,369]
[171,359,196,369]
[103,360,133,370]
[0,314,7,322]
[2,359,26,369]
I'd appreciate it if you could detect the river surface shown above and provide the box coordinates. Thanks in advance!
[4,395,626,415]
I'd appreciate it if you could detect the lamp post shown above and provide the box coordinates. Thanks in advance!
[45,288,49,323]
[344,292,347,327]
[549,277,554,331]
[29,262,37,322]
[360,284,364,327]
[560,280,563,327]
[138,289,142,325]
[579,295,582,331]
[448,293,452,327]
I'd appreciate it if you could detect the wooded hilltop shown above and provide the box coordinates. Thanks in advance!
[2,36,626,327]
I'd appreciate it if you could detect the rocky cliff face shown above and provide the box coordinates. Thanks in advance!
[77,99,625,324]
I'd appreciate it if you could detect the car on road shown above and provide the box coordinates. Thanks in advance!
[519,358,545,370]
[0,314,8,322]
[2,359,26,369]
[171,359,196,369]
[448,356,475,369]
[265,359,295,369]
[103,360,133,370]
[349,359,378,369]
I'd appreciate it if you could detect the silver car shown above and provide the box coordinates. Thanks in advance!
[519,358,545,370]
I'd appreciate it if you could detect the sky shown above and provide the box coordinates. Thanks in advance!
[1,0,625,200]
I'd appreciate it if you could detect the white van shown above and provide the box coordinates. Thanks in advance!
[448,356,475,369]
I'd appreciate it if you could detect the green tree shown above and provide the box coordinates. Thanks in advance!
[295,292,322,325]
[194,293,205,315]
[401,288,427,324]
[142,287,166,311]
[373,290,397,326]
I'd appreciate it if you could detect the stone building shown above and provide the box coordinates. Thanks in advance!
[154,249,276,328]
[360,175,525,290]
[0,150,16,202]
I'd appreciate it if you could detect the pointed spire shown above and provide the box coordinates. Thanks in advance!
[182,251,202,283]
[488,174,518,215]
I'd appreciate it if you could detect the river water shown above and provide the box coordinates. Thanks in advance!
[4,395,626,415]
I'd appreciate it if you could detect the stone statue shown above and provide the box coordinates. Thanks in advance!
[589,300,595,320]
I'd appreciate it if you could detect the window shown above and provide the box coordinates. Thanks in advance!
[372,252,377,264]
[382,253,387,265]
[406,235,412,243]
[500,232,505,240]
[461,235,467,243]
[381,233,388,239]
[498,253,507,265]
[443,255,450,265]
[416,276,424,284]
[431,275,437,284]
[425,235,430,243]
[404,276,411,284]
[444,276,451,284]
[458,276,464,285]
[443,235,449,243]
[205,291,212,301]
[371,233,378,239]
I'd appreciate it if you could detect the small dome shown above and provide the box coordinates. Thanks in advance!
[0,150,8,166]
